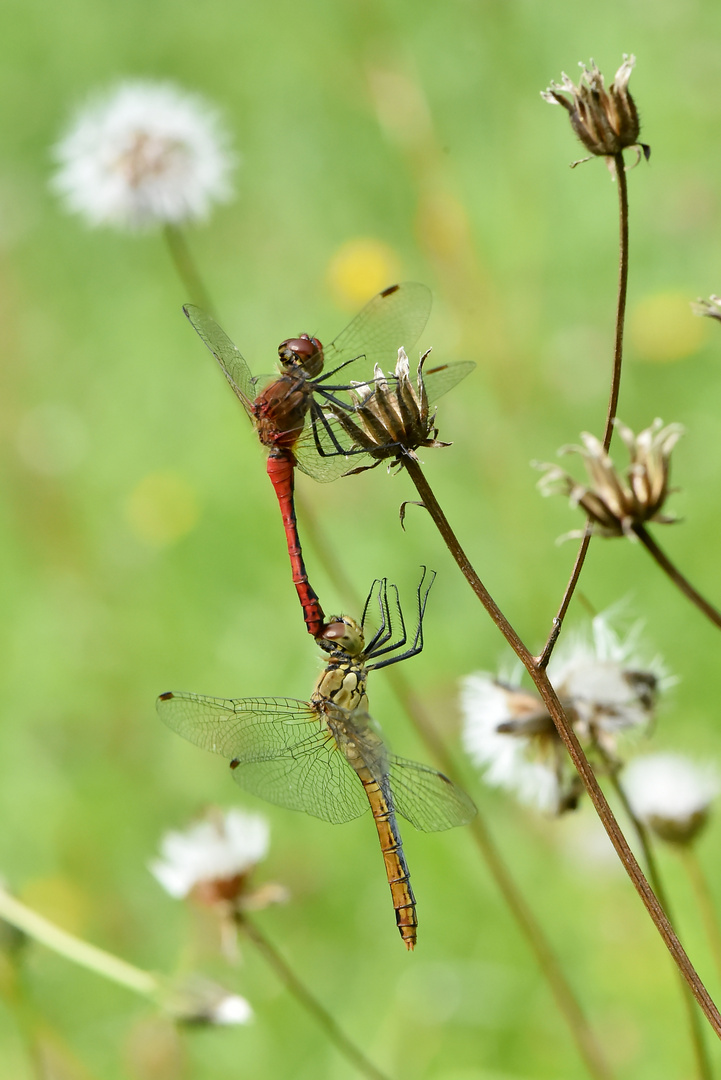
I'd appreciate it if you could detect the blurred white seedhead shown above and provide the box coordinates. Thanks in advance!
[150,807,276,908]
[550,609,669,750]
[460,673,582,815]
[461,611,666,815]
[161,974,253,1025]
[623,754,720,844]
[52,80,235,230]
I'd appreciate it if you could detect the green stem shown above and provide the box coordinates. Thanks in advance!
[163,225,217,316]
[401,454,721,1039]
[237,914,392,1080]
[681,847,721,985]
[0,885,158,1000]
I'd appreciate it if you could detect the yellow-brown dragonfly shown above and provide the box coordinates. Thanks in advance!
[157,572,476,949]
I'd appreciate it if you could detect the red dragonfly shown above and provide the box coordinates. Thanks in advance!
[184,284,473,637]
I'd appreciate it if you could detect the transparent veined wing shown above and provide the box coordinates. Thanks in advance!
[422,359,476,406]
[184,305,257,415]
[293,405,371,482]
[157,691,369,824]
[316,282,432,390]
[388,756,477,832]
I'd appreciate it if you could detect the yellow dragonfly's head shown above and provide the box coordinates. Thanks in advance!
[317,616,365,658]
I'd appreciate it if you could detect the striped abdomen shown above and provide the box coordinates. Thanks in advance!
[359,767,417,950]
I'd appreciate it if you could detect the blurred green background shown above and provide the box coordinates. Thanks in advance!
[2,0,721,1077]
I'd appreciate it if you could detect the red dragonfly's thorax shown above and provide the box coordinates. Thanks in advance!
[278,334,324,379]
[252,373,311,451]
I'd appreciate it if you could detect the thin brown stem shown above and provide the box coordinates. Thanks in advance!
[538,528,592,669]
[602,154,630,453]
[237,914,392,1080]
[681,847,721,985]
[540,152,630,667]
[607,765,712,1080]
[634,525,721,631]
[402,454,721,1038]
[163,225,217,317]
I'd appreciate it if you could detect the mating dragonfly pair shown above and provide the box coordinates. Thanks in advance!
[159,286,476,948]
[185,282,474,637]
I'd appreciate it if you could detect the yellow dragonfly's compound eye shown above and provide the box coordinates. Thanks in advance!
[319,617,364,657]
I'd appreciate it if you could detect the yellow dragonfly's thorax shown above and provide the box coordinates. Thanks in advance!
[311,656,368,713]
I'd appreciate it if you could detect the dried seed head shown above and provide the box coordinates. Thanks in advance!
[536,419,683,539]
[542,55,650,165]
[331,347,450,468]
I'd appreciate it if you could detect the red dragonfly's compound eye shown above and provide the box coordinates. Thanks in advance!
[278,334,324,377]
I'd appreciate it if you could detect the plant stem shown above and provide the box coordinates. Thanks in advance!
[606,766,712,1079]
[297,490,612,1077]
[237,914,392,1080]
[602,153,630,454]
[401,454,721,1038]
[163,225,217,317]
[539,152,630,667]
[0,885,158,1000]
[633,525,721,631]
[681,846,721,985]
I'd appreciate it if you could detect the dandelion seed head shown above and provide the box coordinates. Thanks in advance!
[52,80,235,230]
[624,753,720,844]
[150,808,269,900]
[549,611,667,736]
[460,674,573,814]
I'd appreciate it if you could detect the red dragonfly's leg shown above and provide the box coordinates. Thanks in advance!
[266,453,326,637]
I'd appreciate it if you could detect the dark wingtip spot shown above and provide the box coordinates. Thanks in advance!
[158,691,174,701]
[380,284,400,297]
[230,759,240,770]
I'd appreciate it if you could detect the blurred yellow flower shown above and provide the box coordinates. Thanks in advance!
[630,291,706,363]
[125,471,199,547]
[326,238,401,309]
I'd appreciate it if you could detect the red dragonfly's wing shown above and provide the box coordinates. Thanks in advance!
[157,692,369,823]
[184,305,257,419]
[422,359,476,405]
[387,756,477,832]
[315,282,432,390]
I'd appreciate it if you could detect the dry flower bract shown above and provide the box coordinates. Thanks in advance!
[331,346,449,470]
[692,295,721,322]
[542,55,650,166]
[536,419,684,540]
[52,80,235,230]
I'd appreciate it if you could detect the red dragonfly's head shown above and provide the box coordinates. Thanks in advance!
[278,333,324,379]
